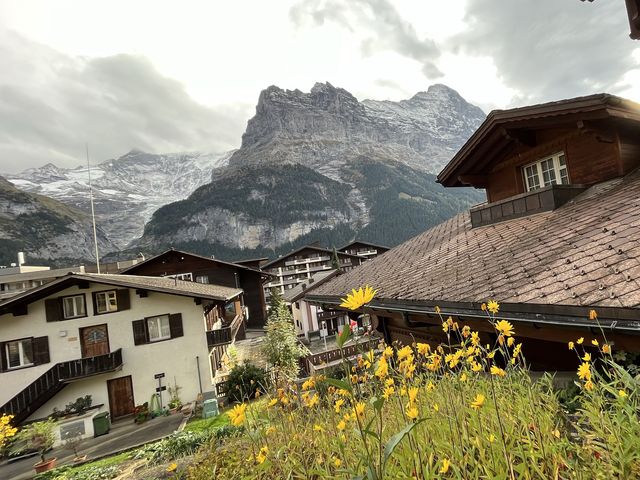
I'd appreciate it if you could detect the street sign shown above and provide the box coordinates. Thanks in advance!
[154,373,165,379]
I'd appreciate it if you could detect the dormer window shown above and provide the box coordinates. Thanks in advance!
[523,152,569,192]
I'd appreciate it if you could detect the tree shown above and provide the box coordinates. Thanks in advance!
[331,247,341,270]
[262,290,305,383]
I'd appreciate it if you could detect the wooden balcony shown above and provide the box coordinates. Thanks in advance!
[206,328,232,348]
[59,349,123,382]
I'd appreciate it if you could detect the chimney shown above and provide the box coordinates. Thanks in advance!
[17,252,25,266]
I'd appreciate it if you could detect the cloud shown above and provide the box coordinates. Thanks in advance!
[454,0,640,105]
[0,29,247,172]
[290,0,442,78]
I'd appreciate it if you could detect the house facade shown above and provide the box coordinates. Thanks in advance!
[307,94,640,371]
[0,273,243,424]
[261,246,366,303]
[339,241,389,260]
[122,249,269,330]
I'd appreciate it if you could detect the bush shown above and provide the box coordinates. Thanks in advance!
[35,465,119,480]
[226,363,268,403]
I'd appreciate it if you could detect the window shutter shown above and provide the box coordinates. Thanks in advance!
[169,313,184,339]
[0,342,6,372]
[132,320,148,345]
[32,337,50,365]
[45,299,62,322]
[91,292,98,316]
[116,289,130,311]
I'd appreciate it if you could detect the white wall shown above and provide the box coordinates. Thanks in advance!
[0,282,214,421]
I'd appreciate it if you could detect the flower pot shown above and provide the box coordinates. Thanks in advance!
[34,458,57,473]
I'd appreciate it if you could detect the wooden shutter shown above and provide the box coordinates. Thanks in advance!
[116,289,130,311]
[132,320,148,345]
[32,337,50,365]
[0,342,6,372]
[169,313,184,339]
[44,298,62,322]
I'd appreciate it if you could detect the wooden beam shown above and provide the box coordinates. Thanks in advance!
[457,174,488,188]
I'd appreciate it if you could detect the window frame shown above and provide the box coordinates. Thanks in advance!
[169,273,193,281]
[146,314,172,342]
[5,337,34,370]
[61,294,87,319]
[522,152,569,192]
[95,290,118,314]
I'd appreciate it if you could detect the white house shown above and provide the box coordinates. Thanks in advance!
[0,273,244,425]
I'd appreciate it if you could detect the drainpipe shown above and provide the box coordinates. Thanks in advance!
[196,356,203,394]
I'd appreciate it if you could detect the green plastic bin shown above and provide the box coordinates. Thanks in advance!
[202,399,219,419]
[93,412,111,437]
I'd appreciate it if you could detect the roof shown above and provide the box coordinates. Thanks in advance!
[438,93,640,187]
[261,245,364,269]
[283,270,340,303]
[0,273,243,313]
[120,249,266,276]
[307,168,640,324]
[0,266,85,284]
[339,240,390,252]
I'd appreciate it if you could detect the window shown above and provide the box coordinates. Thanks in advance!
[62,295,86,319]
[6,339,33,369]
[96,291,118,314]
[195,275,209,284]
[170,273,193,281]
[523,152,569,192]
[147,315,171,342]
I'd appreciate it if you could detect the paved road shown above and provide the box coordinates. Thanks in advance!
[0,414,185,480]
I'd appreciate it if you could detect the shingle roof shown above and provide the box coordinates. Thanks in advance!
[0,273,242,312]
[283,270,340,303]
[309,169,640,312]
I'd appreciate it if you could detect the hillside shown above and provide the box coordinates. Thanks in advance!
[0,176,115,265]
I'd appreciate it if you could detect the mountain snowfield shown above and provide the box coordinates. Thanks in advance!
[5,150,234,248]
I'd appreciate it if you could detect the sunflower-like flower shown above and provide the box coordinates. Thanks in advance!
[470,393,485,410]
[577,361,591,381]
[495,319,514,337]
[227,403,247,426]
[339,285,377,310]
[490,366,506,377]
[406,404,419,421]
[486,300,500,314]
[375,357,389,380]
[439,458,451,474]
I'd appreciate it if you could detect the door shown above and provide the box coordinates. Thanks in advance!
[80,324,110,358]
[107,376,135,418]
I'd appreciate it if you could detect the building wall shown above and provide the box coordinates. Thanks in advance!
[487,128,622,203]
[0,283,213,421]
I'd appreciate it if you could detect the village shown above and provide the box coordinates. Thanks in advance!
[1,1,640,479]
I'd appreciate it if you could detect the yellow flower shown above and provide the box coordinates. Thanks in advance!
[435,305,441,314]
[268,398,278,408]
[383,385,395,400]
[618,389,627,398]
[495,319,514,337]
[302,378,315,390]
[375,358,389,380]
[513,343,522,358]
[337,420,346,431]
[471,362,483,372]
[568,341,574,350]
[167,463,177,472]
[602,344,611,354]
[433,403,439,412]
[256,446,268,464]
[481,303,487,311]
[490,366,506,377]
[582,352,591,362]
[354,402,366,420]
[439,458,451,474]
[333,457,342,468]
[589,309,598,320]
[584,380,594,391]
[406,404,419,421]
[577,362,591,381]
[471,331,480,346]
[426,381,436,391]
[552,429,560,438]
[488,434,496,443]
[462,325,471,338]
[397,345,413,361]
[334,399,345,413]
[416,343,430,355]
[460,373,468,382]
[227,403,247,426]
[577,337,584,345]
[471,393,485,410]
[487,300,500,314]
[313,424,324,432]
[442,321,449,333]
[382,345,393,358]
[507,337,515,347]
[408,386,419,403]
[266,426,276,435]
[339,285,377,310]
[591,339,599,346]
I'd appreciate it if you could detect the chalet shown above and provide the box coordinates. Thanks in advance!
[283,270,348,339]
[339,241,389,260]
[0,273,244,425]
[121,249,270,330]
[306,93,640,370]
[261,246,366,303]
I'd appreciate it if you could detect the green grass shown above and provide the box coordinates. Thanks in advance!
[35,451,132,479]
[184,413,230,432]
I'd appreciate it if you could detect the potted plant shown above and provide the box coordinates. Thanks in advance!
[167,380,183,414]
[134,402,149,424]
[62,429,86,463]
[14,418,57,473]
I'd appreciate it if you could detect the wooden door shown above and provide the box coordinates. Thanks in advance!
[80,324,110,358]
[107,376,135,418]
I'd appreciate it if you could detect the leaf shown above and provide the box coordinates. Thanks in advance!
[337,325,351,348]
[325,378,352,393]
[382,419,425,467]
[370,396,384,412]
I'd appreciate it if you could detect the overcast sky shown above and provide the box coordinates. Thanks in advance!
[0,0,638,173]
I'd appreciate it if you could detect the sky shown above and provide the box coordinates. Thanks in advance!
[0,0,638,172]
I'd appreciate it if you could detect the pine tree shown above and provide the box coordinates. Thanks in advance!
[331,246,341,270]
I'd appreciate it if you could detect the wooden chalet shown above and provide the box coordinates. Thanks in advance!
[121,249,271,330]
[306,93,640,371]
[339,241,389,260]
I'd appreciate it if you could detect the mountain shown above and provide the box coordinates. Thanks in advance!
[5,149,234,248]
[131,83,486,259]
[0,176,115,265]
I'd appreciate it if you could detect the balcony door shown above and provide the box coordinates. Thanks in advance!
[80,324,110,358]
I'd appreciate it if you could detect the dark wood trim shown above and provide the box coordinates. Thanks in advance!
[59,293,88,321]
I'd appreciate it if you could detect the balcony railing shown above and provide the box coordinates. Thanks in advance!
[207,328,232,348]
[59,349,123,382]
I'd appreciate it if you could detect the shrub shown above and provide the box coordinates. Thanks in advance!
[226,363,268,403]
[13,418,56,464]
